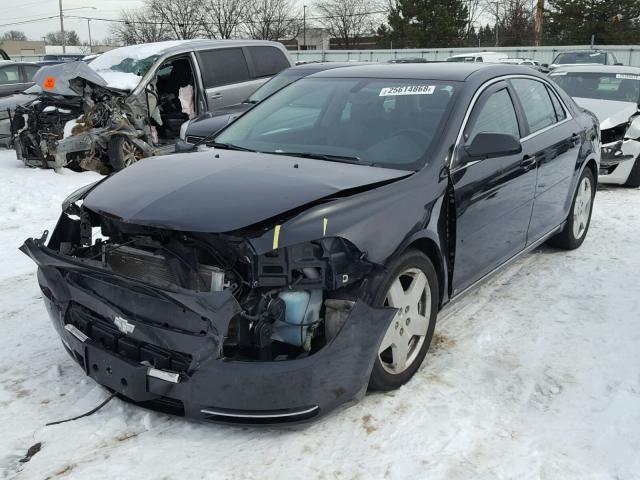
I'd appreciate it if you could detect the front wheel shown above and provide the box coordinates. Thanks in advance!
[548,167,595,250]
[369,250,438,391]
[108,135,143,171]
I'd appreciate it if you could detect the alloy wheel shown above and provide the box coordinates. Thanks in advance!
[378,268,431,375]
[572,176,593,240]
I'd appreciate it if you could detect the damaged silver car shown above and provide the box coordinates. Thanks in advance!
[11,40,292,172]
[551,65,640,187]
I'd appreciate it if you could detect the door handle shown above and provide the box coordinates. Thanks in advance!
[210,93,222,99]
[521,155,537,171]
[570,133,581,145]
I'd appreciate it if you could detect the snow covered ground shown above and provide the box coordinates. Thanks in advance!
[0,148,639,480]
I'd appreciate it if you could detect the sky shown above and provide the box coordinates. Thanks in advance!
[1,0,147,44]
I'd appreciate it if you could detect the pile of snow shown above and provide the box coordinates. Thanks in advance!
[0,148,639,479]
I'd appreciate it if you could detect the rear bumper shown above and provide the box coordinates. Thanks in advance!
[22,238,394,424]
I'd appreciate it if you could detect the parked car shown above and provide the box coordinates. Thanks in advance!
[499,57,550,73]
[12,40,292,172]
[0,84,41,147]
[22,63,599,424]
[446,52,507,63]
[388,57,429,63]
[37,54,87,66]
[178,62,364,147]
[0,60,40,97]
[550,65,640,187]
[549,50,620,70]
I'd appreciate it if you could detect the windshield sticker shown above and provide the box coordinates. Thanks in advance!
[616,74,640,81]
[43,77,56,90]
[379,85,435,96]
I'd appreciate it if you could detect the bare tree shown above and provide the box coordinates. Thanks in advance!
[111,8,174,45]
[150,0,203,39]
[243,0,301,40]
[45,30,81,46]
[2,30,28,41]
[495,0,535,46]
[201,0,250,39]
[314,0,380,48]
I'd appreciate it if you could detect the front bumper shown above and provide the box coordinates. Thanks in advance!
[21,238,395,424]
[599,139,640,185]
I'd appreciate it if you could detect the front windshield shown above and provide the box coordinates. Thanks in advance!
[551,72,640,103]
[553,52,607,65]
[248,69,308,103]
[216,77,458,170]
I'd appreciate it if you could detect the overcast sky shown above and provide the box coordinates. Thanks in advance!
[1,0,147,44]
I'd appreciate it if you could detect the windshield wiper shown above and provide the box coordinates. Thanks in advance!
[208,141,254,152]
[269,151,373,166]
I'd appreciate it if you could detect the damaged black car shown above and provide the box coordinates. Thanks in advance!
[22,63,600,424]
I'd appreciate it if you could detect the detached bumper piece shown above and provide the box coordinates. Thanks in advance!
[22,239,395,425]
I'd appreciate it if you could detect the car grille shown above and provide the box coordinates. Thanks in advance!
[601,123,628,145]
[65,303,193,374]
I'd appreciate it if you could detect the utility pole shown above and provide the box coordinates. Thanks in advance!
[534,0,544,46]
[494,1,499,47]
[303,5,307,51]
[58,0,66,53]
[87,18,92,52]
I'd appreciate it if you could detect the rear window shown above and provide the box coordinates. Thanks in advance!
[247,46,290,78]
[553,52,607,65]
[197,48,250,88]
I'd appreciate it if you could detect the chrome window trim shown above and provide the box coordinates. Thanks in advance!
[450,74,574,172]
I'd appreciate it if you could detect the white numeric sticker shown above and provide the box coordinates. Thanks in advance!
[379,85,435,96]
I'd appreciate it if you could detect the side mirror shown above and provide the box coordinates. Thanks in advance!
[464,132,522,159]
[175,139,197,153]
[541,63,549,68]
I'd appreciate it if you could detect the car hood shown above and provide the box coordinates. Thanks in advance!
[33,62,129,96]
[573,97,639,129]
[0,92,37,111]
[83,150,411,232]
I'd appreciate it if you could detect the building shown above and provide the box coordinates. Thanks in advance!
[0,40,45,58]
[281,28,331,51]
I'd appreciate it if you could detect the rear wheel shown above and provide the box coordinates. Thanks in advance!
[369,250,438,391]
[109,135,143,171]
[623,156,640,188]
[548,167,595,249]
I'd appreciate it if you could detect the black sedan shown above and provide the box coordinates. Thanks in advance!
[22,63,600,424]
[178,62,364,147]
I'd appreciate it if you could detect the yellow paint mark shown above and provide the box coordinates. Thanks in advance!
[323,217,328,236]
[272,225,281,250]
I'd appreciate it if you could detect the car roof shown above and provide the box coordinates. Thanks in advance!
[128,39,286,56]
[0,60,38,66]
[552,64,640,74]
[308,62,537,82]
[289,61,368,71]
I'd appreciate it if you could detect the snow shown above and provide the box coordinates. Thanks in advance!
[63,118,80,139]
[88,41,187,91]
[1,147,639,479]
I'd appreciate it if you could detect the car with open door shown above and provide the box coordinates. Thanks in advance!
[22,63,599,424]
[11,40,292,172]
[550,65,640,187]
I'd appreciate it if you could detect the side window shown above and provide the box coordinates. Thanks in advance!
[466,88,520,143]
[23,65,40,81]
[197,48,250,88]
[546,85,567,122]
[511,78,558,133]
[0,65,21,85]
[248,46,290,78]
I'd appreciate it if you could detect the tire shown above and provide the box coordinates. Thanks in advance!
[547,167,595,250]
[368,250,439,391]
[108,135,142,171]
[623,156,640,188]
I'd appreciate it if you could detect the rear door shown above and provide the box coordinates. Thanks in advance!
[196,48,264,110]
[509,77,581,242]
[450,81,536,294]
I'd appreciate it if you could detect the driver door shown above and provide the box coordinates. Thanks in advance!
[450,81,536,294]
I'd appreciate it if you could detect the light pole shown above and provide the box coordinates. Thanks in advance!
[58,0,65,53]
[303,5,307,51]
[87,19,92,51]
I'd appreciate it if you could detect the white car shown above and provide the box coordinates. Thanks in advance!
[445,52,507,63]
[550,65,640,187]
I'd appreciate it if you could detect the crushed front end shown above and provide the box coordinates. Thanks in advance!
[598,114,640,185]
[21,199,395,424]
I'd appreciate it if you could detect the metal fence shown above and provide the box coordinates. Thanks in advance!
[290,45,640,67]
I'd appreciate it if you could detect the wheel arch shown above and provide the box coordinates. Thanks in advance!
[404,237,446,309]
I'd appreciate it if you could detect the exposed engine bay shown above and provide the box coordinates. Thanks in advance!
[12,59,195,173]
[42,199,376,365]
